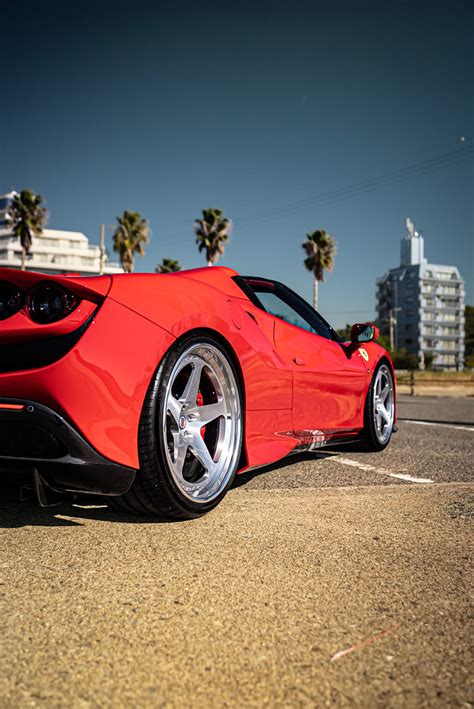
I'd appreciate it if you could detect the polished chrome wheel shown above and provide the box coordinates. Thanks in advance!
[162,342,241,503]
[373,364,394,445]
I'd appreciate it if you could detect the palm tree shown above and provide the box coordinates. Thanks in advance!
[194,208,232,266]
[302,229,337,310]
[155,258,181,273]
[7,190,48,270]
[112,210,149,273]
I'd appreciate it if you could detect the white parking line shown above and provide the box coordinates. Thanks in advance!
[401,419,474,433]
[328,456,434,484]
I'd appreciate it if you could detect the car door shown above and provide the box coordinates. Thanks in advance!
[241,278,368,436]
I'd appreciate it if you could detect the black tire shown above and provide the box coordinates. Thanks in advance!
[111,332,243,520]
[358,360,395,452]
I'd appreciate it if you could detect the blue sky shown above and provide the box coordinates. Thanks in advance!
[1,0,472,328]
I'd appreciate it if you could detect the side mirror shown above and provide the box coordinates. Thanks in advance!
[350,323,380,344]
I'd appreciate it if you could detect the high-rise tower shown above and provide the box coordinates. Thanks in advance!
[376,219,465,370]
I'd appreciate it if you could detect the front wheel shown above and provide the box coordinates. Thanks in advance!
[113,334,243,519]
[359,362,395,452]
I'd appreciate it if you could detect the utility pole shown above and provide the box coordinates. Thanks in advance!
[99,224,105,275]
[388,307,401,351]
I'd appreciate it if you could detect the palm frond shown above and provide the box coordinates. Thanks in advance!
[7,190,48,268]
[155,258,181,274]
[194,208,232,265]
[112,209,149,273]
[302,229,337,283]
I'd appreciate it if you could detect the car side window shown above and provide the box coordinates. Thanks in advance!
[237,277,341,342]
[254,290,315,333]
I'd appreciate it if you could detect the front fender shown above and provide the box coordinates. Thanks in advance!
[362,342,397,423]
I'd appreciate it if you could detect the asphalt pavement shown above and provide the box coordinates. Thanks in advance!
[397,394,474,425]
[0,396,472,707]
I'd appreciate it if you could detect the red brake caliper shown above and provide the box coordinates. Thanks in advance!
[196,391,206,439]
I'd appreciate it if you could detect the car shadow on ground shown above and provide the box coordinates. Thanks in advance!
[0,450,335,528]
[231,450,333,488]
[0,495,171,528]
[0,472,169,527]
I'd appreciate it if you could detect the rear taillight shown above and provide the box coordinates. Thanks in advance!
[0,282,23,321]
[28,282,79,324]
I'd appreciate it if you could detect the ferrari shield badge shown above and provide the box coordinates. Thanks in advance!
[359,347,369,362]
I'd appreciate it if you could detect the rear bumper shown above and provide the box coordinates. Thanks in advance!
[0,398,135,495]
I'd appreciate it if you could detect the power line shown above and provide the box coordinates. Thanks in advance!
[158,145,472,243]
[164,138,471,227]
[234,146,473,228]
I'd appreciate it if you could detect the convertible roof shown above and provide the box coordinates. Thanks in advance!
[107,265,251,306]
[152,266,249,300]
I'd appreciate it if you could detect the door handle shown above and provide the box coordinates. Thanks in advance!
[293,356,305,365]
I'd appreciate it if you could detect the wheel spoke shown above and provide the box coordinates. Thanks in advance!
[170,429,180,457]
[379,404,390,425]
[181,361,204,406]
[376,412,383,431]
[189,433,215,473]
[174,439,188,474]
[167,395,181,424]
[379,384,390,403]
[376,376,382,397]
[190,400,227,425]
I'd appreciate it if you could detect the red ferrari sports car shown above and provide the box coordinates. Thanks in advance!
[0,266,395,518]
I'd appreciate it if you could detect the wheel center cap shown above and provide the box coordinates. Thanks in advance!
[179,415,187,430]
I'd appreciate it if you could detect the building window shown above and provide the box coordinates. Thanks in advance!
[439,354,456,364]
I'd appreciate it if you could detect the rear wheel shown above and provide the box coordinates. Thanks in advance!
[359,362,395,452]
[112,333,243,519]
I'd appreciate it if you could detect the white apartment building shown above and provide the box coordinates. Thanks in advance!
[376,219,465,370]
[0,192,122,276]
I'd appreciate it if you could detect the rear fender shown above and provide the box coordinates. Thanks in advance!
[109,274,293,412]
[0,297,174,469]
[109,274,295,469]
